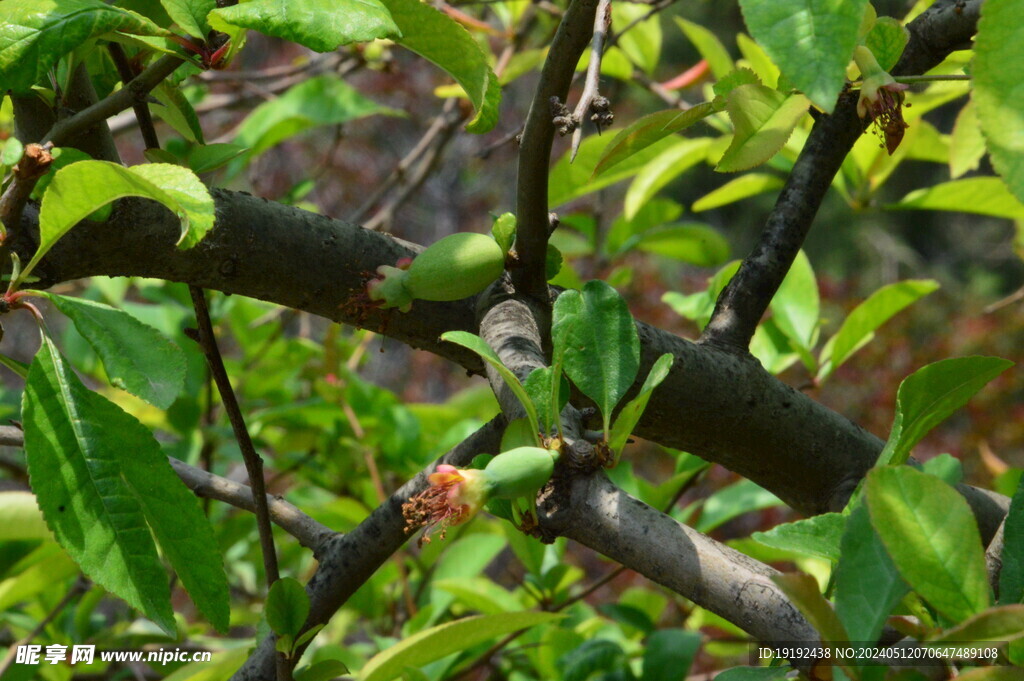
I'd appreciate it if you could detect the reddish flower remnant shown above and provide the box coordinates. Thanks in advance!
[402,465,487,545]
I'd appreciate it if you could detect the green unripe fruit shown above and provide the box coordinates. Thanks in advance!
[367,232,505,312]
[406,233,504,301]
[481,446,558,500]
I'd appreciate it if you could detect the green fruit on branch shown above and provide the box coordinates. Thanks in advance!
[368,232,505,312]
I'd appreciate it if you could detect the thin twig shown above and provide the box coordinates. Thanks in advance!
[186,286,291,681]
[169,457,336,552]
[0,144,53,242]
[107,43,160,149]
[514,0,601,298]
[43,55,184,147]
[570,0,614,161]
[350,98,462,225]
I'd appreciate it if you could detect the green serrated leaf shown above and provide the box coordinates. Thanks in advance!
[889,178,1024,220]
[608,353,673,460]
[440,331,541,443]
[25,161,213,283]
[208,0,399,52]
[23,335,175,634]
[866,466,991,622]
[0,0,170,93]
[949,100,985,179]
[693,173,784,212]
[712,67,761,98]
[716,84,809,172]
[23,335,229,634]
[594,103,718,178]
[736,33,779,88]
[752,512,846,562]
[379,0,500,133]
[973,0,1024,207]
[834,501,907,643]
[738,0,867,112]
[877,356,1013,467]
[552,281,640,434]
[524,367,558,433]
[233,74,398,164]
[160,0,214,39]
[675,18,734,80]
[360,612,561,681]
[267,577,310,638]
[821,279,938,379]
[40,293,186,409]
[863,17,908,71]
[129,162,215,248]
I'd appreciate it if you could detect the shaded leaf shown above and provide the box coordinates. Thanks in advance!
[160,0,214,39]
[608,353,673,456]
[267,577,310,638]
[999,475,1024,605]
[631,223,730,266]
[752,512,846,562]
[929,605,1024,643]
[675,18,734,79]
[949,100,985,179]
[624,138,711,220]
[641,629,701,681]
[773,572,849,644]
[863,17,908,71]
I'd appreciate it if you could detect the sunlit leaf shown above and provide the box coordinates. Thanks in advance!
[716,84,809,172]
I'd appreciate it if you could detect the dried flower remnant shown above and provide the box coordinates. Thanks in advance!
[853,46,910,155]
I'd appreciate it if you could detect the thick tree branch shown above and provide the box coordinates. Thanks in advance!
[230,416,507,681]
[514,0,600,298]
[701,0,982,351]
[10,191,1009,532]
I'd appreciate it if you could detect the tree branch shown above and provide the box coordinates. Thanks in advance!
[230,416,507,681]
[701,0,983,351]
[11,191,1009,532]
[514,0,600,299]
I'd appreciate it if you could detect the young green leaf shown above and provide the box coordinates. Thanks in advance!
[0,491,51,541]
[624,138,711,220]
[973,0,1024,206]
[23,335,230,634]
[40,293,186,409]
[160,0,215,39]
[716,84,809,172]
[949,100,986,179]
[889,178,1024,220]
[25,161,214,283]
[876,356,1013,467]
[359,612,562,681]
[295,659,350,681]
[863,17,908,71]
[738,0,867,112]
[999,476,1024,605]
[928,605,1024,643]
[232,75,399,164]
[675,18,734,80]
[593,103,718,178]
[187,143,250,174]
[751,512,846,562]
[208,0,400,52]
[614,2,661,76]
[696,479,784,533]
[691,173,784,212]
[630,223,731,266]
[0,0,170,94]
[819,279,939,380]
[379,0,500,133]
[553,281,640,434]
[608,353,673,456]
[770,250,819,354]
[833,501,907,643]
[440,331,541,442]
[267,577,310,638]
[1,137,24,167]
[152,81,205,144]
[866,466,991,622]
[491,212,517,256]
[524,367,567,434]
